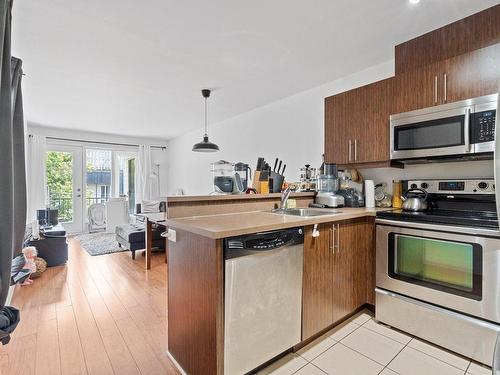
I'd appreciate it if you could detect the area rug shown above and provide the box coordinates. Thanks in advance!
[74,232,126,256]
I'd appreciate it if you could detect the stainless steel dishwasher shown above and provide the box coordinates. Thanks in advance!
[224,227,304,375]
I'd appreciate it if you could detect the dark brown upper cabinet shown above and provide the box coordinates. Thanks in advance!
[444,43,500,103]
[324,78,394,167]
[394,43,500,114]
[395,4,500,74]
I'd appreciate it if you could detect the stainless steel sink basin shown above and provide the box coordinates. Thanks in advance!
[271,208,343,217]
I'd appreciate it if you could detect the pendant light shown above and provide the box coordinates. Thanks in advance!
[192,89,220,152]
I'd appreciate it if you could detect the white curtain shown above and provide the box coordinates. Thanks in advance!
[136,144,152,202]
[26,134,46,222]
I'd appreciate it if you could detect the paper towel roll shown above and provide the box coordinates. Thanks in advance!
[365,180,375,208]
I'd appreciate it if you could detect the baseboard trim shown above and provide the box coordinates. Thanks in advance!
[166,350,187,375]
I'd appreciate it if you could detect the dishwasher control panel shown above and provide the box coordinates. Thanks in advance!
[225,227,304,255]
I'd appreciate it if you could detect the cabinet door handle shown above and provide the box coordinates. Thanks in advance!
[434,75,438,104]
[443,73,447,103]
[354,139,358,161]
[348,140,352,162]
[336,224,340,253]
[330,227,334,253]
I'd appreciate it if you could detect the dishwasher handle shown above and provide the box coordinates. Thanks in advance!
[225,227,304,253]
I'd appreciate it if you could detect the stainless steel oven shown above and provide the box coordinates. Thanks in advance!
[376,220,500,365]
[390,94,497,161]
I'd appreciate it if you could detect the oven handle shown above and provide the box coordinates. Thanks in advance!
[375,218,500,238]
[495,87,500,231]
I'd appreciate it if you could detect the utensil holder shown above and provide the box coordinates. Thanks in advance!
[270,172,284,193]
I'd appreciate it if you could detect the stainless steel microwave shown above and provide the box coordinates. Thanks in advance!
[390,94,497,161]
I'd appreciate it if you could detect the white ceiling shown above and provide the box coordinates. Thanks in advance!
[12,0,500,140]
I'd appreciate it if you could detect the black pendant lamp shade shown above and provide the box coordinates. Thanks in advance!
[192,89,220,152]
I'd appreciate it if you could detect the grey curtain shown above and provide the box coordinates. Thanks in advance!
[11,58,25,259]
[0,0,25,308]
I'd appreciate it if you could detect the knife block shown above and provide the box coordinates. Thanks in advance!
[252,171,261,193]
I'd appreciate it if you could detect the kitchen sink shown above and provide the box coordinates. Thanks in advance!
[270,208,343,217]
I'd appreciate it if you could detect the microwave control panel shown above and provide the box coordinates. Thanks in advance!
[473,110,496,143]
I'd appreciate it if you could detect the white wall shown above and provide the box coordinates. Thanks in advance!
[28,124,169,197]
[167,60,396,196]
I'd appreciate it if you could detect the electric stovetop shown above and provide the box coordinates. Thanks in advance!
[377,209,499,229]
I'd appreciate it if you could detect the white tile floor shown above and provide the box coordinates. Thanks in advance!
[257,309,493,375]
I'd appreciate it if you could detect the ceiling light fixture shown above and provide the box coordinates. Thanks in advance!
[192,89,220,152]
[409,0,420,4]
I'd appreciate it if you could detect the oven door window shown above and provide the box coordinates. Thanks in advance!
[394,115,464,151]
[388,234,482,300]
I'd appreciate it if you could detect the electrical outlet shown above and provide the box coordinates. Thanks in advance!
[168,228,177,242]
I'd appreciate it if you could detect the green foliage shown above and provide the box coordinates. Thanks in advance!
[46,151,73,221]
[46,151,73,197]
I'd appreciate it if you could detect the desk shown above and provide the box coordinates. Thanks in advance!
[135,212,167,270]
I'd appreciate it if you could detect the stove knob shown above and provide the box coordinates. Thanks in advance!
[420,182,429,189]
[478,182,488,190]
[410,183,417,189]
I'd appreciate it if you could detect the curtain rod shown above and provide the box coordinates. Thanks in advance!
[32,135,167,150]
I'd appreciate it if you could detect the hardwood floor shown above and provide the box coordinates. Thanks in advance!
[0,238,179,375]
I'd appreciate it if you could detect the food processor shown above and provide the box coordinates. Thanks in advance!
[314,163,345,207]
[210,160,235,194]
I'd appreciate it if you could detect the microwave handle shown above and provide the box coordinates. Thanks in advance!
[495,90,500,231]
[464,108,471,153]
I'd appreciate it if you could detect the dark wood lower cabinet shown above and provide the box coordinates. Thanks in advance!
[332,218,374,322]
[302,223,334,339]
[302,218,375,340]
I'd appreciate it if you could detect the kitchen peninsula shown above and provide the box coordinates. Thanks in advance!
[139,192,315,269]
[164,206,383,375]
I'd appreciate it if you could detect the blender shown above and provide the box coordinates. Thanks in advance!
[314,163,345,207]
[234,162,252,191]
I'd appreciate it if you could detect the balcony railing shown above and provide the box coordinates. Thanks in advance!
[48,195,111,222]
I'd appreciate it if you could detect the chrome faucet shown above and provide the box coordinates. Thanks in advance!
[280,187,292,210]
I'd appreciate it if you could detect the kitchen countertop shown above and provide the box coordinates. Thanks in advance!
[166,192,315,203]
[166,207,391,239]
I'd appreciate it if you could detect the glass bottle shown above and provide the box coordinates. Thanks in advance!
[392,180,403,208]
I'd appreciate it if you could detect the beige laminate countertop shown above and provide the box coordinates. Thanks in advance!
[166,192,315,203]
[166,207,391,239]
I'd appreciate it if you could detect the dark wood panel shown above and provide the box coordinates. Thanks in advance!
[325,78,394,166]
[444,43,500,103]
[325,94,350,164]
[302,223,334,340]
[395,4,500,74]
[352,78,393,164]
[364,217,376,305]
[332,218,373,322]
[338,160,403,170]
[167,229,223,375]
[392,61,440,114]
